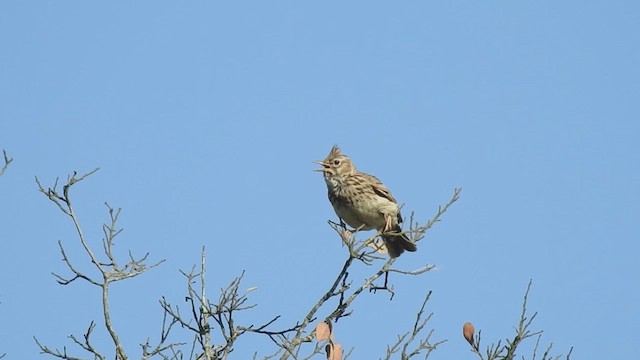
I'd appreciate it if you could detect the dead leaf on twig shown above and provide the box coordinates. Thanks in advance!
[316,321,331,341]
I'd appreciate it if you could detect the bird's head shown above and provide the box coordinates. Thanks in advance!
[314,145,357,185]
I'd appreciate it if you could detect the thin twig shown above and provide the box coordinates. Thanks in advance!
[0,149,12,176]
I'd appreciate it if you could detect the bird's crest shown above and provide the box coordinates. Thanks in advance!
[329,145,342,158]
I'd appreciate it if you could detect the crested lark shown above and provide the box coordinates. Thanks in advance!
[316,145,417,258]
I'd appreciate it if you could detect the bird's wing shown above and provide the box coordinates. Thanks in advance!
[364,173,404,224]
[364,173,398,203]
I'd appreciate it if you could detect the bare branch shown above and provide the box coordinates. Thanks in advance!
[406,187,462,244]
[0,149,12,176]
[52,240,102,286]
[67,322,106,360]
[381,293,446,359]
[160,249,299,360]
[35,169,164,360]
[467,280,572,360]
[35,335,96,360]
[140,307,186,360]
[399,291,446,359]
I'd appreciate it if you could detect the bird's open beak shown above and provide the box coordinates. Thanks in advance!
[314,161,330,172]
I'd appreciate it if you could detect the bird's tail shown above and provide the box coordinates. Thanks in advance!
[383,226,417,258]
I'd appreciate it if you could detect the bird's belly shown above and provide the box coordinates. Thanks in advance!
[333,202,386,231]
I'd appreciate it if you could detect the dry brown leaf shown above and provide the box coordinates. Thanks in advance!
[331,343,342,360]
[316,322,331,341]
[325,342,342,360]
[463,321,475,346]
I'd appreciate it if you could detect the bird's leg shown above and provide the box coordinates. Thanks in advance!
[383,214,393,233]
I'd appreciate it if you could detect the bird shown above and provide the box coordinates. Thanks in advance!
[315,145,417,258]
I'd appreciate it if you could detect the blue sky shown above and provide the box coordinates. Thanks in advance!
[1,1,638,359]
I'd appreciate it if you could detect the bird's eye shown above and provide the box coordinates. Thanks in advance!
[333,159,341,166]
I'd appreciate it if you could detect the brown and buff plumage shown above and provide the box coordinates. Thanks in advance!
[315,145,417,258]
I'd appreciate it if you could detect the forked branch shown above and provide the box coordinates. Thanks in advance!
[35,169,167,360]
[0,149,12,176]
[160,248,300,360]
